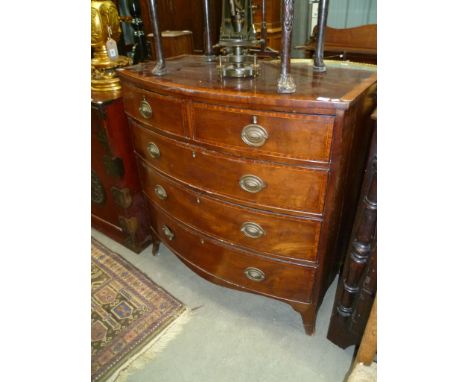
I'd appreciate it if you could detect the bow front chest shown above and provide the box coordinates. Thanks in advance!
[118,55,376,334]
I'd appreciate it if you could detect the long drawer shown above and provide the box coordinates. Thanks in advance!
[192,102,334,163]
[131,121,328,215]
[149,205,316,303]
[138,159,322,262]
[121,83,186,137]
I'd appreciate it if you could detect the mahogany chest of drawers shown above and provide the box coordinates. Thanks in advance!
[118,55,376,334]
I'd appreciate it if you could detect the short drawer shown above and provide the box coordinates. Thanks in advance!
[138,159,321,262]
[121,83,185,137]
[132,121,328,215]
[192,102,334,163]
[150,206,316,303]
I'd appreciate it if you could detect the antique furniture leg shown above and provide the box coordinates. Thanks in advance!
[290,302,317,335]
[313,0,329,72]
[150,229,161,256]
[202,0,216,61]
[148,0,167,75]
[277,0,296,93]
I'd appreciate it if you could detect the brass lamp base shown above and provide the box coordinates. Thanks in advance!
[91,55,131,92]
[91,75,122,93]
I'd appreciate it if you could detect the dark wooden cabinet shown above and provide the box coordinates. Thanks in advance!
[252,0,282,50]
[118,56,376,334]
[91,91,151,253]
[327,110,377,348]
[138,0,222,54]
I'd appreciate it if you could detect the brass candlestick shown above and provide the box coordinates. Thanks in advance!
[91,0,131,92]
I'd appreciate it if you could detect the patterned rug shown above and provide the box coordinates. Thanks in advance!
[91,238,189,382]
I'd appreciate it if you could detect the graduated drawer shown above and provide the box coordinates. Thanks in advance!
[138,159,321,262]
[121,83,185,137]
[150,205,316,302]
[192,102,334,163]
[132,121,328,215]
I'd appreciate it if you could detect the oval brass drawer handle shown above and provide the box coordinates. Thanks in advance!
[139,98,152,119]
[154,184,167,200]
[239,174,266,193]
[241,117,268,147]
[162,225,174,241]
[241,222,265,239]
[244,267,265,282]
[147,142,160,159]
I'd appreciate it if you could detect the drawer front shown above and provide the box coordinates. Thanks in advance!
[121,83,185,137]
[192,103,334,163]
[132,121,328,215]
[138,159,321,262]
[149,205,316,302]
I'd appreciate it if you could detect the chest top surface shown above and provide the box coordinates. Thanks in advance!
[117,55,376,113]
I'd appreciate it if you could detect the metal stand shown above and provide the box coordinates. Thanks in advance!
[313,0,329,72]
[202,0,216,61]
[148,0,167,76]
[277,0,296,94]
[260,0,267,51]
[216,0,261,79]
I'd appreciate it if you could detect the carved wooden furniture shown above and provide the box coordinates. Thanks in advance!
[91,90,152,253]
[327,108,377,347]
[304,24,377,65]
[118,56,376,334]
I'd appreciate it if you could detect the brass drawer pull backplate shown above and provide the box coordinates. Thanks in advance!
[239,174,266,193]
[241,222,265,239]
[162,225,174,241]
[244,267,265,282]
[241,116,268,147]
[139,98,152,119]
[154,185,167,200]
[147,142,161,159]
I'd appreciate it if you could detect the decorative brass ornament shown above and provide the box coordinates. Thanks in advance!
[241,116,269,147]
[91,0,131,92]
[244,267,265,282]
[162,225,175,241]
[239,174,266,193]
[91,169,106,204]
[111,187,133,208]
[139,98,153,119]
[147,142,161,159]
[240,222,265,239]
[154,185,167,200]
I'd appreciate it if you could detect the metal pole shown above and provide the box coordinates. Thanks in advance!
[277,0,296,94]
[148,0,167,76]
[313,0,329,72]
[261,0,267,51]
[202,0,216,61]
